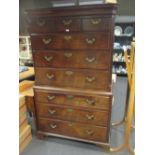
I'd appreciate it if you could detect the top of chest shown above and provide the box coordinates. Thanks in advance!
[26,4,117,18]
[26,4,117,34]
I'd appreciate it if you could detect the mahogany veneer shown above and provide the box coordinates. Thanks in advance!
[27,4,117,148]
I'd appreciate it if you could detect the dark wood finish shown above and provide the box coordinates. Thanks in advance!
[28,16,111,33]
[34,88,111,110]
[26,4,117,17]
[38,118,108,142]
[31,32,110,50]
[55,17,81,32]
[33,50,111,70]
[36,104,109,126]
[82,17,111,31]
[35,67,110,91]
[28,17,55,33]
[27,4,117,146]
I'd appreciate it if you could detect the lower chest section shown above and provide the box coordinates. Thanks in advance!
[34,88,112,143]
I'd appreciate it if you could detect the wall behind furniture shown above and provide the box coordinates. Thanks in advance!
[19,0,135,35]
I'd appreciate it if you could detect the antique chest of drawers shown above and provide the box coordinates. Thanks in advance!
[27,4,117,148]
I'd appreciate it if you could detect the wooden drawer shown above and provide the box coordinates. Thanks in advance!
[28,17,81,33]
[35,68,110,91]
[36,104,109,126]
[55,17,81,32]
[34,89,111,110]
[31,33,110,50]
[82,17,111,31]
[28,17,55,33]
[33,50,111,70]
[38,118,108,142]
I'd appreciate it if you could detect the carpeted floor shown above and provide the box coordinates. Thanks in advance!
[21,77,135,155]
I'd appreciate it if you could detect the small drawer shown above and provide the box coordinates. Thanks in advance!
[35,68,110,91]
[38,118,108,142]
[28,17,55,33]
[31,32,110,50]
[36,104,109,126]
[82,17,111,31]
[55,17,81,32]
[34,89,111,110]
[33,50,111,70]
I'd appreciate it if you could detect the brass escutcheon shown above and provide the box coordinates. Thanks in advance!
[90,18,101,25]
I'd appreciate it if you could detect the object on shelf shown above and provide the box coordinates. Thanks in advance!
[113,42,122,49]
[114,26,123,36]
[19,38,26,44]
[113,53,125,62]
[19,66,29,73]
[117,53,123,61]
[19,36,32,60]
[113,43,131,50]
[112,66,116,73]
[124,26,134,36]
[113,53,118,61]
[112,65,127,75]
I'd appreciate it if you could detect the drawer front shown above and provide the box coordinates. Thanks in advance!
[31,33,110,50]
[28,17,81,33]
[34,89,111,110]
[55,17,81,32]
[38,118,108,142]
[35,68,110,91]
[33,50,111,70]
[28,17,55,33]
[36,104,109,126]
[82,17,111,31]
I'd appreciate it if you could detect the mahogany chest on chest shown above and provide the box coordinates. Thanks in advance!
[27,4,117,147]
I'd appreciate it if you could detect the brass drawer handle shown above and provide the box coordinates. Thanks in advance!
[68,123,73,127]
[66,95,74,100]
[65,71,74,76]
[86,99,95,105]
[37,19,45,27]
[64,52,73,58]
[48,109,56,115]
[86,76,96,83]
[85,130,94,136]
[49,124,57,129]
[46,73,55,80]
[42,38,52,44]
[85,57,96,63]
[86,38,96,45]
[64,35,72,41]
[62,19,72,26]
[67,108,73,112]
[44,56,53,62]
[47,95,56,101]
[86,114,95,120]
[90,18,101,25]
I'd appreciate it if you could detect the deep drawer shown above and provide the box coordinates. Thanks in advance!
[35,68,111,91]
[38,118,108,142]
[36,104,109,126]
[33,50,111,70]
[31,33,110,50]
[34,88,111,110]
